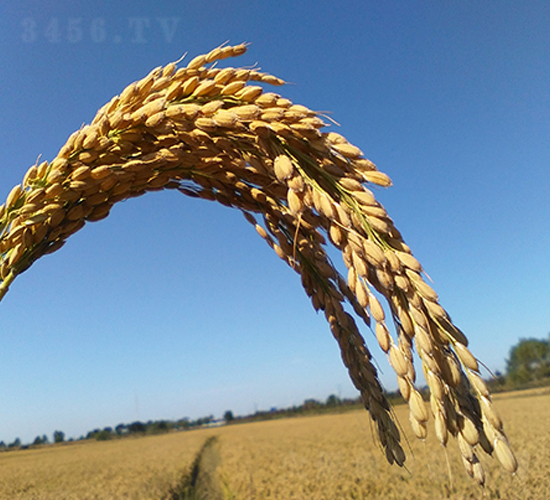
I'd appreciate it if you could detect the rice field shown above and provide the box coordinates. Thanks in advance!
[0,388,547,499]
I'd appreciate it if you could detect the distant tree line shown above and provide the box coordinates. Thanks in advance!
[504,334,550,386]
[1,335,548,451]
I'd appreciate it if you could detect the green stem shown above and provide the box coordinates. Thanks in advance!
[0,271,17,303]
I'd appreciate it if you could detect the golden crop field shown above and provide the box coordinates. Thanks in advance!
[0,388,548,499]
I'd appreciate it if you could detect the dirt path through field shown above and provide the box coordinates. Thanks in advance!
[164,436,226,500]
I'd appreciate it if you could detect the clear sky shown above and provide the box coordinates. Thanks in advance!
[0,1,548,444]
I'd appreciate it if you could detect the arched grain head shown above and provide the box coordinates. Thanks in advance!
[0,46,514,488]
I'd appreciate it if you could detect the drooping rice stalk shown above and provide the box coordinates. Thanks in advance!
[0,43,516,484]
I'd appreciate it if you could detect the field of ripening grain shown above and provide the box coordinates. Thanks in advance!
[0,388,548,500]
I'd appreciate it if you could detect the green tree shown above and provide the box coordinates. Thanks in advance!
[95,429,112,441]
[224,410,234,423]
[9,438,21,448]
[326,394,341,407]
[128,421,146,433]
[115,423,127,435]
[53,430,65,443]
[506,335,550,383]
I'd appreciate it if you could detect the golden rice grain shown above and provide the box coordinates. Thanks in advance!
[362,170,393,187]
[409,389,429,423]
[186,54,207,70]
[410,415,428,439]
[480,397,503,431]
[493,437,518,474]
[389,345,409,378]
[273,155,294,182]
[397,375,411,401]
[332,143,363,159]
[454,342,479,371]
[459,416,480,447]
[221,80,247,95]
[232,104,261,120]
[6,185,23,208]
[375,322,391,353]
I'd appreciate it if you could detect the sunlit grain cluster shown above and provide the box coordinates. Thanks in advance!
[0,43,517,482]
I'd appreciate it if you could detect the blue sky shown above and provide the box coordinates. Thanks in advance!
[0,1,548,444]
